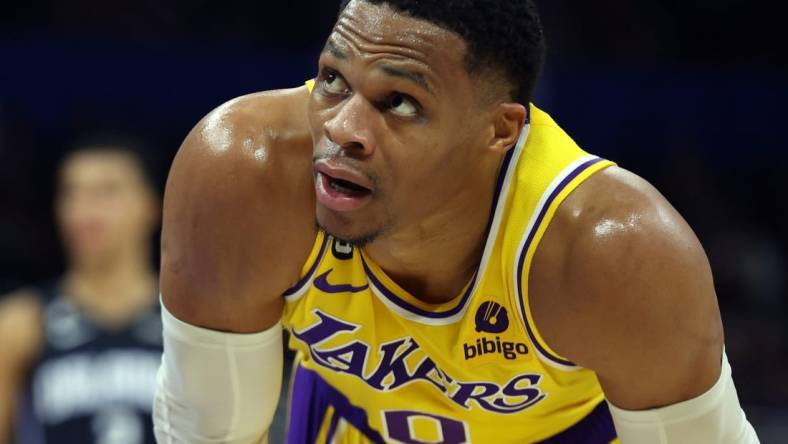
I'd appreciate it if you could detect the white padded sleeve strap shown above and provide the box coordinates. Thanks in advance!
[153,299,283,444]
[609,351,759,444]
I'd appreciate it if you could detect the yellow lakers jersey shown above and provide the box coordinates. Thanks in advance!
[283,82,617,444]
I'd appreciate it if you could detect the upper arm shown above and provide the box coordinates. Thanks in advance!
[0,292,42,440]
[535,167,724,410]
[0,291,42,373]
[160,88,317,333]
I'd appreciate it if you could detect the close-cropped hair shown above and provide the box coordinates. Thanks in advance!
[338,0,547,105]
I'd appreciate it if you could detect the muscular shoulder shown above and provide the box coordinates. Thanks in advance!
[175,86,313,180]
[532,166,723,408]
[161,86,317,332]
[166,87,315,225]
[558,167,708,284]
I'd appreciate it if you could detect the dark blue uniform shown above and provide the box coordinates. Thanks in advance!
[15,283,161,444]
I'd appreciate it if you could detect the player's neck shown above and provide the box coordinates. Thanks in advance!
[365,166,500,304]
[64,246,157,327]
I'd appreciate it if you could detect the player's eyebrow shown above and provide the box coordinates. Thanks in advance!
[322,37,434,95]
[322,39,347,60]
[379,65,433,95]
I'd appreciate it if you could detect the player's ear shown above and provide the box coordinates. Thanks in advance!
[487,102,527,154]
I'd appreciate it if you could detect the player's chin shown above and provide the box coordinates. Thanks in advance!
[315,206,382,248]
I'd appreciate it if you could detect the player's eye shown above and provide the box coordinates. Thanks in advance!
[389,93,419,117]
[321,70,350,95]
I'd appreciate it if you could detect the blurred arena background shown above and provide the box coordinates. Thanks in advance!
[1,0,786,442]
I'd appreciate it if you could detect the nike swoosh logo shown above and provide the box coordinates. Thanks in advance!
[313,269,369,294]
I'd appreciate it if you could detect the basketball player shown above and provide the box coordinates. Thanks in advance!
[0,142,162,444]
[153,0,759,442]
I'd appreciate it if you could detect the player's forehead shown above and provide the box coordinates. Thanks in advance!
[60,150,142,185]
[327,1,468,77]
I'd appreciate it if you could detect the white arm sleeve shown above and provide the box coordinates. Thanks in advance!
[153,300,283,444]
[609,351,759,444]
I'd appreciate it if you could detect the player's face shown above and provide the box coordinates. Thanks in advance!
[309,1,499,245]
[56,151,158,265]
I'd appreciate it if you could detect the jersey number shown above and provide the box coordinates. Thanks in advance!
[383,410,469,444]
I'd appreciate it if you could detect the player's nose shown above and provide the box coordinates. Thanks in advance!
[323,94,376,159]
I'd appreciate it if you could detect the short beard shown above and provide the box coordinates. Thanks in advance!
[315,220,384,249]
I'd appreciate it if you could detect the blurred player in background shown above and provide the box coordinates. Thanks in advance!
[0,139,162,444]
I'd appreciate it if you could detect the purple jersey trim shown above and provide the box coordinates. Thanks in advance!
[516,157,605,367]
[283,234,330,297]
[360,144,516,319]
[536,401,617,443]
[362,255,480,319]
[287,364,386,444]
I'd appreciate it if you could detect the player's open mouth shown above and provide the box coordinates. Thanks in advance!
[327,176,371,197]
[314,162,374,213]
